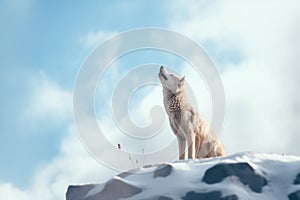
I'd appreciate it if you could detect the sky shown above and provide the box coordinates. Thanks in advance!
[1,0,300,199]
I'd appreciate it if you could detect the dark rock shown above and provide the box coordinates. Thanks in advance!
[66,184,96,200]
[143,164,156,168]
[289,191,300,200]
[153,164,173,178]
[117,172,133,179]
[182,191,238,200]
[202,162,267,193]
[294,173,300,184]
[142,195,174,200]
[155,196,174,200]
[85,177,142,200]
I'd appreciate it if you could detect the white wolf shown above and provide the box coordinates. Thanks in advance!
[158,66,225,160]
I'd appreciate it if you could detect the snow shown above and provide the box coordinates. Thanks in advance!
[66,152,300,200]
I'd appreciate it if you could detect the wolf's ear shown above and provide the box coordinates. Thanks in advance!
[178,76,185,87]
[180,76,185,83]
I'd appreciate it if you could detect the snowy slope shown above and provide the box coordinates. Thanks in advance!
[66,152,300,200]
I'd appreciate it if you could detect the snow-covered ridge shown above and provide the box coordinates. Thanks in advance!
[66,152,300,200]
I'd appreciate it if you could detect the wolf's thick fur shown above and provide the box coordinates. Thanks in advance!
[158,66,225,160]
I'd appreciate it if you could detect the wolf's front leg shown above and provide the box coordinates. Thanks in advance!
[187,133,196,159]
[177,136,186,160]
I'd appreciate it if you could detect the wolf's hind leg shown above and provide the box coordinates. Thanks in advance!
[203,141,225,158]
[215,142,225,156]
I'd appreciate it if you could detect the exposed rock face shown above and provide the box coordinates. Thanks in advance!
[183,191,238,200]
[66,152,300,200]
[84,178,142,200]
[202,162,267,193]
[294,173,300,185]
[288,191,300,200]
[66,184,96,200]
[153,164,173,178]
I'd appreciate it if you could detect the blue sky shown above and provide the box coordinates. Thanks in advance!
[0,1,172,187]
[1,1,300,199]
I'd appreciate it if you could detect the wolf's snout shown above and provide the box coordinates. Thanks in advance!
[159,66,168,81]
[161,66,168,72]
[159,66,164,76]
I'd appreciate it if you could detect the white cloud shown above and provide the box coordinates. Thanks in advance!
[0,125,116,200]
[25,72,72,123]
[0,74,117,199]
[169,0,300,155]
[0,183,29,200]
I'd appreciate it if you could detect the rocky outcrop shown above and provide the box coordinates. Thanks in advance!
[66,152,300,200]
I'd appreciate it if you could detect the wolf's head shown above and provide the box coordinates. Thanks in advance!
[158,66,185,94]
